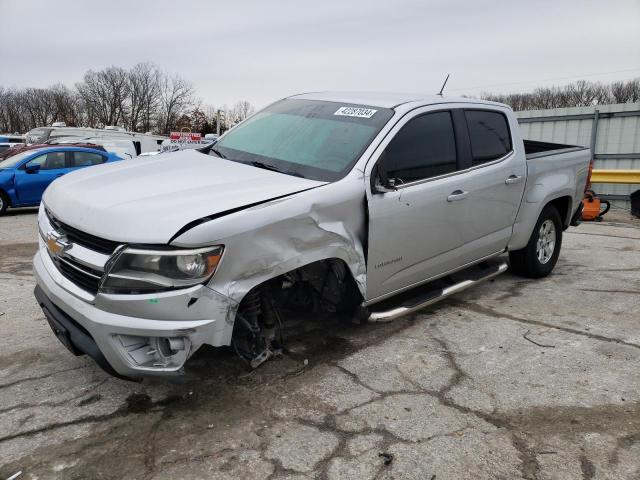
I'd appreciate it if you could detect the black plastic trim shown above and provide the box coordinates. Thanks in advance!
[451,109,472,171]
[34,285,137,381]
[570,201,584,227]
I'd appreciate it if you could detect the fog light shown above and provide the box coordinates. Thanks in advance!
[117,334,190,370]
[155,336,186,358]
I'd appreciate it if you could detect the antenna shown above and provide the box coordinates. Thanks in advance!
[437,74,450,96]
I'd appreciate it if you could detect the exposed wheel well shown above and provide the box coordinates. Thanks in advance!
[0,188,11,204]
[239,257,363,312]
[547,196,572,229]
[231,258,363,367]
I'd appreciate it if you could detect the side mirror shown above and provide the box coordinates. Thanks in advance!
[371,161,397,194]
[26,164,41,174]
[373,176,398,194]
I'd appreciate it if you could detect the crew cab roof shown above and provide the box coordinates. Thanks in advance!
[288,91,507,110]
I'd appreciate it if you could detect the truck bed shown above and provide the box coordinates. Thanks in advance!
[524,139,589,160]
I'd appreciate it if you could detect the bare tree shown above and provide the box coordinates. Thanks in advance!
[3,88,31,133]
[77,66,130,127]
[5,64,635,134]
[22,88,57,127]
[49,84,87,126]
[479,78,640,111]
[157,74,195,134]
[127,62,161,132]
[230,100,255,124]
[610,79,640,103]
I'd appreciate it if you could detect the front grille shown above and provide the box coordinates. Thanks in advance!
[52,256,101,294]
[46,209,121,255]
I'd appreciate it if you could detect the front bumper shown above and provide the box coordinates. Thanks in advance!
[33,250,236,379]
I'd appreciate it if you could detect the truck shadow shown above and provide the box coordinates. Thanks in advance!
[172,311,413,388]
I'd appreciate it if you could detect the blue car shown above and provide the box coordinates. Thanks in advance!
[0,146,122,215]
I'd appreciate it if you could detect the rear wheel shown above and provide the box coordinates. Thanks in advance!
[0,191,9,216]
[509,205,563,278]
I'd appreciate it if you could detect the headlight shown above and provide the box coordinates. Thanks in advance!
[102,246,224,294]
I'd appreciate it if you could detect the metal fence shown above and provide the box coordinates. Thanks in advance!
[516,103,640,207]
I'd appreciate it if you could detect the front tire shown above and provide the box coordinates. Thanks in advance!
[509,205,563,278]
[0,191,9,216]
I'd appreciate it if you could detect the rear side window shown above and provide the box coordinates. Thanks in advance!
[465,110,512,165]
[383,111,457,183]
[72,151,105,167]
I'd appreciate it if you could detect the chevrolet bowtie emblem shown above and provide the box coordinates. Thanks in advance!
[45,232,70,258]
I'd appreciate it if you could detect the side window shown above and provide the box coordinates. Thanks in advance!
[72,151,105,167]
[383,111,457,183]
[465,110,512,165]
[26,152,66,170]
[25,154,48,169]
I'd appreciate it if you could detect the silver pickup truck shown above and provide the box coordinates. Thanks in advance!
[33,92,591,379]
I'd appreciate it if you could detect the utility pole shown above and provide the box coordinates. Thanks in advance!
[216,110,221,136]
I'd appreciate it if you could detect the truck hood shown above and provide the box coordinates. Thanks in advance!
[44,150,326,244]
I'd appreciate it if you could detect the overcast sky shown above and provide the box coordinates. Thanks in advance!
[1,0,639,108]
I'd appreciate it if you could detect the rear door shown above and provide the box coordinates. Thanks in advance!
[70,150,107,169]
[14,151,71,204]
[453,109,526,259]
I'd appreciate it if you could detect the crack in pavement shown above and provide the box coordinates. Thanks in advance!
[328,329,539,478]
[0,365,87,390]
[0,410,126,444]
[0,379,108,415]
[2,282,639,478]
[0,393,178,445]
[452,300,640,351]
[325,325,640,480]
[579,288,640,295]
[580,453,596,479]
[610,432,640,466]
[566,231,640,241]
[512,434,542,480]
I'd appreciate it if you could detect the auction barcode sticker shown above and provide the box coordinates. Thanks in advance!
[334,106,377,118]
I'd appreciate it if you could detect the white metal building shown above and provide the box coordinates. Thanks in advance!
[516,103,640,206]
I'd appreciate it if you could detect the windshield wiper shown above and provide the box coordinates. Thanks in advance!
[249,161,305,178]
[211,147,227,159]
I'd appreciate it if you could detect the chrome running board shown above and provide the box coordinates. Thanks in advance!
[368,261,508,322]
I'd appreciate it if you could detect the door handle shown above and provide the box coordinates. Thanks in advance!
[505,174,523,185]
[447,190,468,202]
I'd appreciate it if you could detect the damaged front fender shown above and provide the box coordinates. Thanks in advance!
[170,177,368,310]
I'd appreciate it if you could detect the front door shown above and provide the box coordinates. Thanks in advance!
[366,109,471,301]
[15,151,70,205]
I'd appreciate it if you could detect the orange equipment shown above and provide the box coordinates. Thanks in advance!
[582,189,610,221]
[581,158,610,222]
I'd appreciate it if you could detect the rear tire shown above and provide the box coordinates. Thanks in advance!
[509,205,563,278]
[0,191,9,216]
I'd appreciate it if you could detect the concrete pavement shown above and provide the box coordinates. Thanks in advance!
[1,208,639,479]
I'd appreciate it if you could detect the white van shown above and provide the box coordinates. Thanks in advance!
[52,136,138,159]
[25,125,166,154]
[0,135,25,153]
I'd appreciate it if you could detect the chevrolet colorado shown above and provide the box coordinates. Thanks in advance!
[33,92,591,379]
